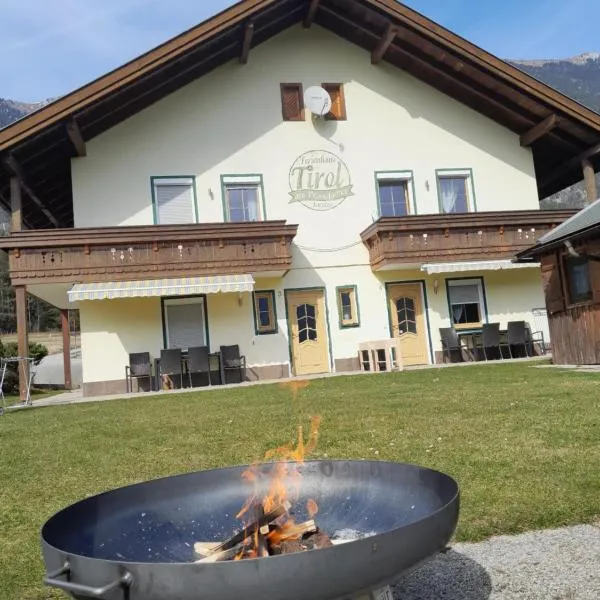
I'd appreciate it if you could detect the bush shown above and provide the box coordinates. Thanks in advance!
[0,340,49,394]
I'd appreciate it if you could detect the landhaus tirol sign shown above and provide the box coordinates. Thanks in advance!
[289,150,354,211]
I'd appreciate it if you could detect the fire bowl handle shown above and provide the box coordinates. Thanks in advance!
[44,562,134,599]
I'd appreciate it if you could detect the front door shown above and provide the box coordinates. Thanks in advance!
[286,289,330,376]
[388,283,429,366]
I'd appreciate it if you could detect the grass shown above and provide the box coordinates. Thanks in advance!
[2,389,59,408]
[0,332,79,355]
[0,361,599,599]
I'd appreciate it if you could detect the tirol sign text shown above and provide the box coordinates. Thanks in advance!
[289,150,354,211]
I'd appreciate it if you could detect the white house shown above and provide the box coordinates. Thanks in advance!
[1,0,598,397]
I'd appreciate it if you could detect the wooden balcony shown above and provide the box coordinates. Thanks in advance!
[360,210,577,271]
[1,221,298,285]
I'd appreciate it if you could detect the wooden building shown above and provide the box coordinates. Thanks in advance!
[1,0,600,397]
[516,199,600,364]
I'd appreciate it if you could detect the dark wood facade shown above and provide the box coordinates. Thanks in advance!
[360,210,576,270]
[539,239,600,364]
[0,221,298,286]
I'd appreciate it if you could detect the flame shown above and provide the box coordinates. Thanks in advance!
[235,412,322,557]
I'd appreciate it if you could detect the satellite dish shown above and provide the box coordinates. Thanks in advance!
[304,86,332,118]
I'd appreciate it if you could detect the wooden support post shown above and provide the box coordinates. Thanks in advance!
[3,155,61,227]
[304,0,320,28]
[61,309,72,390]
[542,141,600,188]
[371,24,398,65]
[240,22,254,64]
[582,159,597,205]
[15,286,29,402]
[10,176,22,232]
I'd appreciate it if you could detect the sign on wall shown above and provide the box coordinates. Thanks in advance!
[289,150,354,211]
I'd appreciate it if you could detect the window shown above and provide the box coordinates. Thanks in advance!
[163,297,206,350]
[253,290,277,334]
[152,177,196,224]
[297,303,317,343]
[280,83,304,121]
[221,175,265,222]
[565,256,592,304]
[396,296,417,335]
[447,278,486,328]
[322,83,347,120]
[337,286,360,328]
[437,169,476,214]
[376,171,414,216]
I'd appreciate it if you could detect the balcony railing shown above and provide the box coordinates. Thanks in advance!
[360,210,577,270]
[1,221,298,285]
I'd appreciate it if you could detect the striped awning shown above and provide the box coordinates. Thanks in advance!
[68,275,255,302]
[421,260,540,275]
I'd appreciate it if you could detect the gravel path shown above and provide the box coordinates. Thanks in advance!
[392,524,600,599]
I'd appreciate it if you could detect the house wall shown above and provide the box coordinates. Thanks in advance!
[79,297,163,395]
[71,25,538,241]
[77,267,546,394]
[69,24,545,393]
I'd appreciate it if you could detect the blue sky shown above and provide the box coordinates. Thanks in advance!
[1,0,599,102]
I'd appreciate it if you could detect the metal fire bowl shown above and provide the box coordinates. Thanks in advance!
[41,460,459,600]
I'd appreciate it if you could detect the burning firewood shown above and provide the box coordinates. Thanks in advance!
[195,542,247,563]
[195,501,291,557]
[193,542,218,557]
[194,416,332,562]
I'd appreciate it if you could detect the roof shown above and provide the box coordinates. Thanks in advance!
[2,0,600,228]
[516,198,600,259]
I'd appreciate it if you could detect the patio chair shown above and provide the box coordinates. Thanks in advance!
[529,329,546,356]
[439,328,465,363]
[220,345,246,384]
[187,346,211,388]
[160,348,184,390]
[125,352,153,393]
[506,321,533,358]
[473,323,509,361]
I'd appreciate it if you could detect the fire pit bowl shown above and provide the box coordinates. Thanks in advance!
[42,460,459,600]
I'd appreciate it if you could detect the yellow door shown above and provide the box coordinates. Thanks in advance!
[388,283,429,366]
[287,290,330,376]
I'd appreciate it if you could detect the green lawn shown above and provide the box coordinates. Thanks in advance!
[1,361,599,599]
[3,389,59,408]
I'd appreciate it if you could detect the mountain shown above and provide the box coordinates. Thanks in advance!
[3,53,600,206]
[511,52,600,114]
[510,53,600,208]
[0,98,50,130]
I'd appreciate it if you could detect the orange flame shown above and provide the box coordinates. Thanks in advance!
[235,412,322,557]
